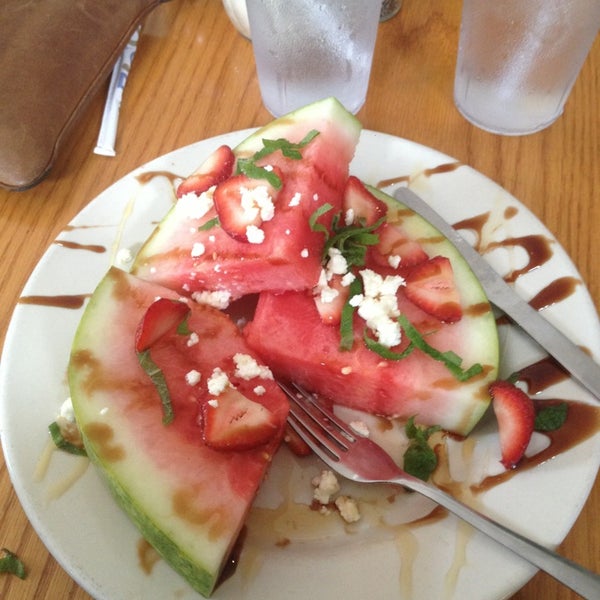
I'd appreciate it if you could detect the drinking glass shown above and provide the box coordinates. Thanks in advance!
[246,0,381,117]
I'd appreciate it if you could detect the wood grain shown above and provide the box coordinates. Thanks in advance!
[0,1,598,598]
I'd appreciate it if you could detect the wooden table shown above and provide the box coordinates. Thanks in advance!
[1,1,598,598]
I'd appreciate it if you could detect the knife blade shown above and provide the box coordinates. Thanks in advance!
[393,186,600,401]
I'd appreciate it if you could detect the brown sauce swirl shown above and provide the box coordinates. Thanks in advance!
[136,170,181,187]
[486,234,554,283]
[53,240,106,253]
[376,161,461,189]
[452,212,490,252]
[528,276,581,311]
[19,294,91,309]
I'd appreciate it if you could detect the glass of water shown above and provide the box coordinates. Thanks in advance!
[246,1,381,117]
[454,0,600,135]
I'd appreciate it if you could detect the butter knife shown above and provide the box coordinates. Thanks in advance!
[394,186,600,401]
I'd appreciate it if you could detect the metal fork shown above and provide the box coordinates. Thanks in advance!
[279,381,600,599]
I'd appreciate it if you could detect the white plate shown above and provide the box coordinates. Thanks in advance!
[1,130,599,600]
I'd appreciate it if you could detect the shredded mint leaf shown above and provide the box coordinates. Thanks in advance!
[323,216,384,268]
[236,130,320,189]
[0,548,26,579]
[198,216,220,231]
[177,313,192,336]
[506,370,521,384]
[309,203,334,237]
[252,130,320,161]
[137,349,174,425]
[236,158,282,189]
[397,315,483,381]
[339,277,363,351]
[363,331,415,360]
[48,421,87,456]
[535,402,568,432]
[403,417,441,481]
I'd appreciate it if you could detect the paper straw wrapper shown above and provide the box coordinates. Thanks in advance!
[94,27,141,157]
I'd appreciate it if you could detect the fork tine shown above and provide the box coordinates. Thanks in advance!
[278,381,354,463]
[288,382,357,440]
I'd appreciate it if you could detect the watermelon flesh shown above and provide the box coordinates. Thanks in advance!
[244,187,499,436]
[68,267,288,596]
[132,97,361,300]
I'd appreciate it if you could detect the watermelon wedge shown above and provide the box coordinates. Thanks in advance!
[131,97,361,300]
[68,267,288,596]
[244,186,499,436]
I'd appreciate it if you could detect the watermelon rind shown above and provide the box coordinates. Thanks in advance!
[68,268,287,597]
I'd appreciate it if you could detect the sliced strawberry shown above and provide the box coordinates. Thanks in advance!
[343,176,388,226]
[404,256,462,322]
[283,423,312,457]
[176,145,235,198]
[135,298,190,352]
[371,223,429,269]
[213,171,282,242]
[313,273,351,326]
[489,380,535,469]
[201,387,279,451]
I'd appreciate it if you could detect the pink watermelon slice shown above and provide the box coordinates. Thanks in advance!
[131,98,361,300]
[68,267,288,596]
[244,186,499,436]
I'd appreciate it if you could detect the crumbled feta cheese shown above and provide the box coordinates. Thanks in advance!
[185,370,201,386]
[388,254,401,269]
[314,263,344,304]
[246,225,265,244]
[361,268,405,298]
[207,368,230,396]
[351,269,405,347]
[350,420,370,437]
[240,185,275,222]
[60,398,75,422]
[191,242,206,257]
[319,285,339,304]
[312,470,340,505]
[341,272,356,287]
[208,399,219,408]
[115,247,133,267]
[208,234,216,243]
[289,192,302,207]
[335,495,361,523]
[233,353,273,380]
[326,247,348,276]
[312,193,319,201]
[192,290,231,309]
[349,294,363,308]
[300,248,309,258]
[341,366,352,375]
[186,332,199,347]
[176,187,215,220]
[253,385,266,396]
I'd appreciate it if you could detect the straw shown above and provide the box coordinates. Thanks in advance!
[94,27,141,157]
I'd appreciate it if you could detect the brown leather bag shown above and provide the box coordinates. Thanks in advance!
[0,0,169,191]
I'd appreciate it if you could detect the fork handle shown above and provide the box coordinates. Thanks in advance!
[393,476,600,599]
